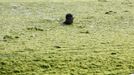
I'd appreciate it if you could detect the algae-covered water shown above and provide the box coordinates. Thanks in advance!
[0,0,134,75]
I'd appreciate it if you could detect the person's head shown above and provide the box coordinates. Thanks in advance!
[64,13,74,25]
[66,13,73,19]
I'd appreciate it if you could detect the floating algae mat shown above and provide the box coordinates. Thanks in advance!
[0,0,134,75]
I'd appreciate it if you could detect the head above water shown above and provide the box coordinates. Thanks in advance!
[63,13,74,25]
[66,13,73,19]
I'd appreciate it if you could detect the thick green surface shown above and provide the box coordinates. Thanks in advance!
[0,0,134,75]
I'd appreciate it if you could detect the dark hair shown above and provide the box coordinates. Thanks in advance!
[66,14,73,19]
[64,13,74,25]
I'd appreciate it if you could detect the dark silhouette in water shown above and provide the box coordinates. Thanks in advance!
[63,13,74,25]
